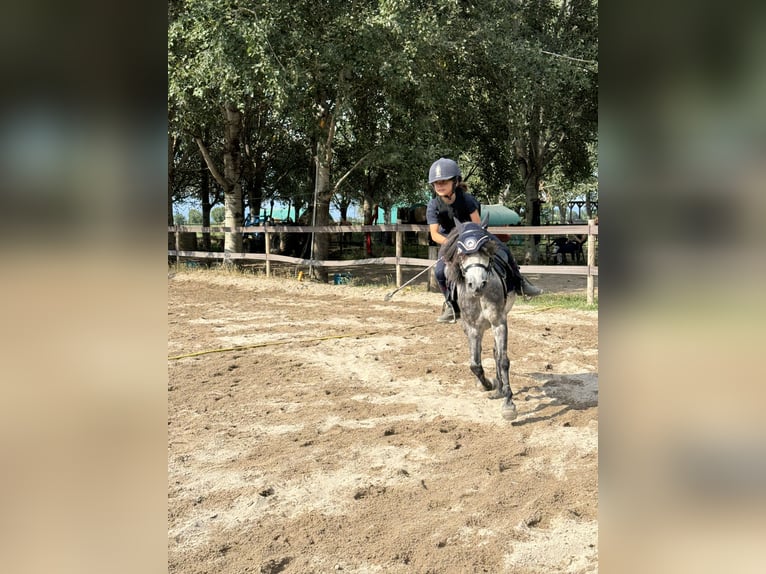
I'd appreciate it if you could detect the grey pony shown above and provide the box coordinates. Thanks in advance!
[441,215,518,420]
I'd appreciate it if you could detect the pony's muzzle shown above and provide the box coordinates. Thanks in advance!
[467,277,487,293]
[462,261,490,294]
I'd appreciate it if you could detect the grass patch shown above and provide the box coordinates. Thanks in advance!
[523,292,598,311]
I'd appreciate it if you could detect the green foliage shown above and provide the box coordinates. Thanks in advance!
[188,209,203,224]
[168,0,598,222]
[211,206,225,224]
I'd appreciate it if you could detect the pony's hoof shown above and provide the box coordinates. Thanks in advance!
[488,390,504,400]
[502,403,518,421]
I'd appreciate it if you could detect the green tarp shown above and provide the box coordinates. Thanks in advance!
[480,204,521,226]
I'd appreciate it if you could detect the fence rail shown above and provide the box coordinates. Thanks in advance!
[168,220,598,303]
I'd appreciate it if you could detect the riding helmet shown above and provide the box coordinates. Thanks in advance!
[428,158,461,184]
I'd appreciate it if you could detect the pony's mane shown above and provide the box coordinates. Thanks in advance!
[441,224,498,285]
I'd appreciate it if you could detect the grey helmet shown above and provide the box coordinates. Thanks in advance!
[428,157,461,184]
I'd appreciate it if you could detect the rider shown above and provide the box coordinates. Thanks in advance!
[426,157,542,323]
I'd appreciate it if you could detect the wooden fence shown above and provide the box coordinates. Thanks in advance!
[168,220,599,303]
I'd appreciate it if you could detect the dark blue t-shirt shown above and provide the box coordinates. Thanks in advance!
[426,190,480,235]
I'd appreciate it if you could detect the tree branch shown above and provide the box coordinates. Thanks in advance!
[236,7,287,74]
[540,130,567,171]
[195,137,228,191]
[333,152,371,193]
[540,50,597,67]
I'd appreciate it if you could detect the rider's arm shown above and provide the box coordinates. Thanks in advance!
[429,223,447,245]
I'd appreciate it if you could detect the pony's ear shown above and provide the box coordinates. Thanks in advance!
[453,217,464,230]
[480,211,490,229]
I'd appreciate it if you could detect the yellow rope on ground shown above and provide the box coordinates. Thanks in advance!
[168,321,433,361]
[168,306,559,362]
[514,305,560,314]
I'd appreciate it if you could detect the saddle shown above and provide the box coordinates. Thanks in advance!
[491,248,515,298]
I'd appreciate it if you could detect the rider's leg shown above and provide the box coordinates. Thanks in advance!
[494,239,542,297]
[435,259,460,323]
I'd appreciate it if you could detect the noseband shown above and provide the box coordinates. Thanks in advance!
[461,260,490,274]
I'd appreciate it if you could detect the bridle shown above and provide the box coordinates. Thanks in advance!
[452,223,510,297]
[460,254,492,276]
[457,229,493,277]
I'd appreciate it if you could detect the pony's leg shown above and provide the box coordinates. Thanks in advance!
[488,322,509,399]
[491,321,517,420]
[465,326,493,391]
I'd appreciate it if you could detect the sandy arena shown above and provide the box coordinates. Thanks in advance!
[168,269,598,573]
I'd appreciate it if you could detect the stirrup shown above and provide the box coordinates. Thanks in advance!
[436,301,460,323]
[517,277,543,297]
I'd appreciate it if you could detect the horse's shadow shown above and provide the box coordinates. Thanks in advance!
[509,372,598,426]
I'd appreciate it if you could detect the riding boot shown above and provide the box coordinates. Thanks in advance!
[501,249,543,297]
[436,298,460,323]
[516,275,543,297]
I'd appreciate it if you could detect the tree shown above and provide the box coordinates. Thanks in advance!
[188,209,203,225]
[459,0,598,261]
[513,0,597,260]
[169,1,285,256]
[168,0,599,268]
[255,0,468,277]
[211,206,225,224]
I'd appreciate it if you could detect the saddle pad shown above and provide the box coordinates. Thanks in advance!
[492,251,514,297]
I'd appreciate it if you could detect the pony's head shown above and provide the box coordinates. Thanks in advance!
[443,215,497,295]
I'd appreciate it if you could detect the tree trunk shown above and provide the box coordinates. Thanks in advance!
[556,202,567,224]
[382,205,393,246]
[524,175,541,263]
[247,152,265,221]
[222,104,243,256]
[293,199,305,223]
[362,191,376,256]
[195,106,245,259]
[338,201,350,223]
[200,157,211,252]
[167,133,176,250]
[514,160,541,263]
[312,140,332,282]
[515,133,546,264]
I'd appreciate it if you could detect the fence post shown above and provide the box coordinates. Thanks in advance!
[428,245,439,293]
[175,225,180,270]
[587,219,596,304]
[264,230,271,277]
[395,228,403,287]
